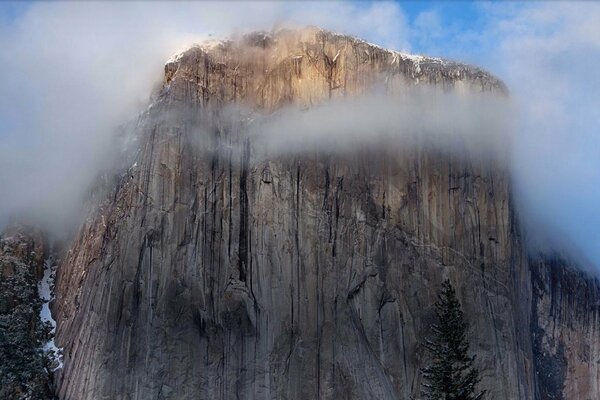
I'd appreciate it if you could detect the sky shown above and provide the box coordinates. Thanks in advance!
[0,1,599,269]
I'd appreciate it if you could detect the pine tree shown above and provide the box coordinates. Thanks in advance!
[421,280,485,400]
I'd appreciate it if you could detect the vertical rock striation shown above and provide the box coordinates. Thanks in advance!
[531,256,600,400]
[51,28,599,399]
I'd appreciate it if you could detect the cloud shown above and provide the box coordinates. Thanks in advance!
[413,10,444,48]
[401,2,600,269]
[278,1,410,50]
[0,1,408,235]
[1,1,599,272]
[488,3,600,267]
[243,89,510,161]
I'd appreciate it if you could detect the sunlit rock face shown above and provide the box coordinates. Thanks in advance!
[52,27,598,400]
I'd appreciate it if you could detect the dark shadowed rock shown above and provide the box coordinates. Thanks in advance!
[0,225,55,399]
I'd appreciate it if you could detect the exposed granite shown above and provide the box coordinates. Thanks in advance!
[51,28,596,400]
[0,225,55,399]
[531,256,600,400]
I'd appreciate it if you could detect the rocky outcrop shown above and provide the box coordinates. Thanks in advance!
[0,225,55,399]
[51,27,598,400]
[531,256,600,400]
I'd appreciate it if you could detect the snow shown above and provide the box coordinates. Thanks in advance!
[165,39,228,65]
[163,30,449,77]
[399,53,426,63]
[166,51,185,65]
[304,28,445,68]
[332,49,341,64]
[39,260,53,321]
[38,257,63,371]
[198,38,227,51]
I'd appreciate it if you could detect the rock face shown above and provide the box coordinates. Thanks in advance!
[0,225,55,399]
[52,28,600,399]
[531,257,600,400]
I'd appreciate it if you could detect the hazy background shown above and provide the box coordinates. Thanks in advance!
[0,1,598,268]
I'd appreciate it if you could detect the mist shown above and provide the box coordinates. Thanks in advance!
[243,89,511,161]
[486,3,600,268]
[0,2,598,269]
[0,1,409,236]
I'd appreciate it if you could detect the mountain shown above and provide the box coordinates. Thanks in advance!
[0,225,56,399]
[10,27,597,399]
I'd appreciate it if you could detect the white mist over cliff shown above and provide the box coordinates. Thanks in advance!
[499,5,600,268]
[0,2,598,268]
[244,90,511,160]
[0,1,408,234]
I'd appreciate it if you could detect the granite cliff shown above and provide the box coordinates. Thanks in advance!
[0,225,56,399]
[42,28,600,399]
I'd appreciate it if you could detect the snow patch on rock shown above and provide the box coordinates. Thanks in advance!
[165,39,228,65]
[38,257,63,371]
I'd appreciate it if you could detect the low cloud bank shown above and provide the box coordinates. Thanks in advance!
[1,2,598,270]
[244,89,511,161]
[404,2,600,268]
[0,1,409,235]
[492,4,600,268]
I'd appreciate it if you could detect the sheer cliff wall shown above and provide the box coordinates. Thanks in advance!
[52,28,597,399]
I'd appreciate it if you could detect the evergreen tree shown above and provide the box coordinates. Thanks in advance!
[421,280,485,400]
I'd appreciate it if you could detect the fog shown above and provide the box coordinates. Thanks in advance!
[243,89,511,161]
[0,1,408,235]
[0,2,598,269]
[486,3,600,268]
